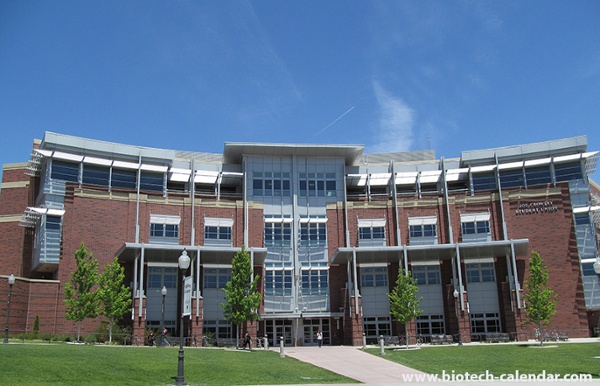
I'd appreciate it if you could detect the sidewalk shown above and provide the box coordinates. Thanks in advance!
[279,345,425,384]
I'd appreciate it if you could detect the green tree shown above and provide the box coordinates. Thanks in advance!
[222,245,262,348]
[388,269,422,348]
[523,251,557,346]
[64,243,100,342]
[98,257,132,344]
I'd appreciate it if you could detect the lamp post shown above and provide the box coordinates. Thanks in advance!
[161,286,167,346]
[453,289,463,346]
[176,250,191,386]
[4,274,15,344]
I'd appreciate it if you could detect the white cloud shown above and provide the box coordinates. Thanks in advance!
[369,82,414,153]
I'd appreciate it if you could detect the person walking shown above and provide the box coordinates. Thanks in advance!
[148,332,155,347]
[162,327,170,347]
[317,330,323,348]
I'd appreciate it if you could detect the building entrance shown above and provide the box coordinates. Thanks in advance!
[303,318,329,346]
[265,320,292,347]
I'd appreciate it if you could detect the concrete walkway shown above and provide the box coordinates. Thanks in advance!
[280,345,425,384]
[272,340,600,386]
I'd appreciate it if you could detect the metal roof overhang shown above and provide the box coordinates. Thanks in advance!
[115,243,267,266]
[330,239,530,265]
[223,143,365,165]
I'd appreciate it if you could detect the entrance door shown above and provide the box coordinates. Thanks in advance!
[303,318,329,346]
[265,320,292,347]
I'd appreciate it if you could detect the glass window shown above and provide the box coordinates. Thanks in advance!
[299,223,327,247]
[82,165,110,186]
[51,160,79,182]
[361,267,388,287]
[299,173,336,197]
[554,161,583,182]
[462,221,490,235]
[472,172,496,191]
[582,263,597,277]
[140,171,163,192]
[112,168,136,189]
[301,270,328,295]
[359,227,385,240]
[46,216,62,230]
[525,166,552,186]
[574,213,590,226]
[264,270,292,296]
[252,172,291,197]
[499,169,524,189]
[412,266,440,285]
[264,223,291,247]
[203,268,231,289]
[204,226,232,240]
[409,224,437,238]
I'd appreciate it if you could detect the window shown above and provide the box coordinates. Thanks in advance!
[412,265,440,285]
[472,172,496,192]
[45,216,62,230]
[417,315,445,335]
[264,270,293,296]
[408,217,438,245]
[299,173,336,197]
[466,263,495,283]
[203,268,231,289]
[360,267,388,287]
[359,227,385,240]
[409,224,437,237]
[140,171,164,192]
[264,222,292,247]
[203,320,232,339]
[82,165,110,186]
[363,316,391,343]
[574,213,591,226]
[51,160,79,182]
[204,226,232,240]
[147,267,177,289]
[554,161,583,182]
[149,215,180,244]
[499,169,524,189]
[461,221,490,235]
[112,168,137,189]
[582,263,598,277]
[301,269,328,295]
[252,172,291,197]
[525,166,552,186]
[470,313,500,334]
[300,223,327,247]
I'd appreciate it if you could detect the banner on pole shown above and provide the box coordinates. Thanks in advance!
[183,276,193,317]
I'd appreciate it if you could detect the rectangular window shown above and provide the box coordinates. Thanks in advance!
[264,222,292,247]
[359,227,385,240]
[525,166,552,186]
[204,226,232,240]
[82,165,110,186]
[299,173,337,197]
[203,268,231,289]
[417,315,445,336]
[409,224,437,238]
[111,168,137,189]
[300,223,327,247]
[252,172,291,197]
[574,213,591,226]
[140,171,164,192]
[466,263,496,283]
[301,269,328,295]
[461,221,490,235]
[264,270,292,296]
[472,172,496,192]
[412,265,440,285]
[360,267,388,287]
[149,215,180,244]
[554,161,583,182]
[499,169,524,189]
[51,160,79,182]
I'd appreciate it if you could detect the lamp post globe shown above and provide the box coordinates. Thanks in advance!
[593,257,600,275]
[176,249,190,386]
[4,274,15,344]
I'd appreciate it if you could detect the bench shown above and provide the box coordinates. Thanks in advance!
[430,335,453,344]
[485,333,510,343]
[215,338,237,347]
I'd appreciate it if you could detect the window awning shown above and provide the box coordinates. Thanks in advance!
[460,213,490,223]
[19,207,65,228]
[358,219,386,228]
[204,217,234,227]
[150,214,181,225]
[408,216,437,226]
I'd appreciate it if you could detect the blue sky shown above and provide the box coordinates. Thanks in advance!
[1,1,599,180]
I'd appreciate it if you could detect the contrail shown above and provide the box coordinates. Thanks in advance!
[311,106,356,139]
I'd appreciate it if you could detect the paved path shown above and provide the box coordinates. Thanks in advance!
[280,345,425,385]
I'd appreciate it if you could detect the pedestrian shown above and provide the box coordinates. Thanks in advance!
[317,330,323,348]
[148,332,155,347]
[244,332,251,349]
[162,327,170,347]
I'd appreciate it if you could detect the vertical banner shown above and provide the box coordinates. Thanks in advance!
[183,276,193,316]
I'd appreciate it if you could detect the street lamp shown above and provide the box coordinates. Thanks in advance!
[453,289,463,346]
[4,274,15,344]
[176,249,191,386]
[161,286,167,346]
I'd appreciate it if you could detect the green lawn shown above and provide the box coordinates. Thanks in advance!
[0,343,357,386]
[366,343,600,379]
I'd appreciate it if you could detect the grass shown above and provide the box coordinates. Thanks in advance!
[0,343,357,386]
[365,343,600,379]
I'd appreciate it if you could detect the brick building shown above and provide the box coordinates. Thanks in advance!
[1,132,599,345]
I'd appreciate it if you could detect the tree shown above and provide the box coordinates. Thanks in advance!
[64,243,100,342]
[523,251,557,346]
[98,257,132,344]
[388,269,422,348]
[222,245,262,348]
